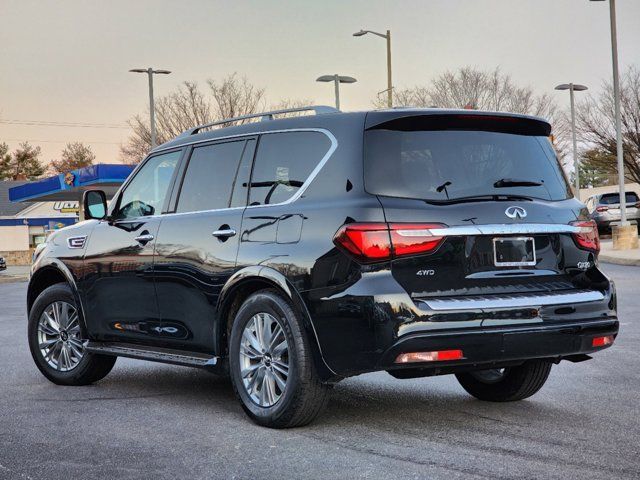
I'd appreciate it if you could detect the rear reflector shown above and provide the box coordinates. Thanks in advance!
[592,335,614,348]
[570,220,600,253]
[333,222,445,263]
[596,206,609,213]
[395,349,464,364]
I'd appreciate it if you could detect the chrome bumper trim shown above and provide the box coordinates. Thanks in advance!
[417,289,605,311]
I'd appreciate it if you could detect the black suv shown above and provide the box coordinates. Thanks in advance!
[27,107,618,428]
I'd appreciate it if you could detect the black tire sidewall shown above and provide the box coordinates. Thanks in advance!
[228,291,303,425]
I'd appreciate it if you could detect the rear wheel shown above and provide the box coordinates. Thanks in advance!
[455,360,552,402]
[228,289,330,428]
[28,283,116,386]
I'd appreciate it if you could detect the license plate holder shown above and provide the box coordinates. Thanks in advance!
[493,237,536,267]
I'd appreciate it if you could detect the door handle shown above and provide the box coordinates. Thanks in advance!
[212,229,236,238]
[134,234,155,244]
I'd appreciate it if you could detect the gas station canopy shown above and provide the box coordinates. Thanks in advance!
[9,164,134,203]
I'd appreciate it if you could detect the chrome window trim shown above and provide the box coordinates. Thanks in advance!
[110,128,338,220]
[417,289,605,311]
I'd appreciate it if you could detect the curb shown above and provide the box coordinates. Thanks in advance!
[599,254,640,267]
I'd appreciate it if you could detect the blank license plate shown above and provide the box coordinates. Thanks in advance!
[493,237,536,267]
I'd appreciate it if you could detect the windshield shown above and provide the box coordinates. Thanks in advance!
[364,128,571,202]
[600,193,638,205]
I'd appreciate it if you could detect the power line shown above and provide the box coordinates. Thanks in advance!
[3,138,123,145]
[0,119,130,129]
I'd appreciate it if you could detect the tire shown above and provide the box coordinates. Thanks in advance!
[455,360,552,402]
[228,289,330,428]
[28,283,116,386]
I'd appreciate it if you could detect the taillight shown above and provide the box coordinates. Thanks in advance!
[571,220,600,253]
[333,222,445,263]
[596,206,609,213]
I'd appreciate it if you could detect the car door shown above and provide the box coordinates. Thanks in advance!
[152,138,255,352]
[81,149,182,344]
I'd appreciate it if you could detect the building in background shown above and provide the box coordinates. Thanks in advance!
[1,164,134,265]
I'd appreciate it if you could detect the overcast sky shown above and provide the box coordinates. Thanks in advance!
[1,0,640,165]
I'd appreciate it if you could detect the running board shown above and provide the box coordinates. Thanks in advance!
[85,341,219,368]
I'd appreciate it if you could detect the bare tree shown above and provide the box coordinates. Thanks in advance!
[576,66,640,185]
[49,142,96,174]
[121,74,266,164]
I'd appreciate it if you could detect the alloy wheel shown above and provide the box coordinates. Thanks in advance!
[239,312,289,407]
[37,301,84,372]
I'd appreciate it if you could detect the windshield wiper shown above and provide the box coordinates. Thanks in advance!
[424,194,534,205]
[493,178,543,188]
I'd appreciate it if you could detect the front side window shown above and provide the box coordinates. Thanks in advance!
[114,150,180,219]
[249,131,331,206]
[365,121,571,202]
[176,140,247,213]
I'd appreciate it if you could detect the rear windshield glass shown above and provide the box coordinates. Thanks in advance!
[364,126,571,202]
[600,192,639,204]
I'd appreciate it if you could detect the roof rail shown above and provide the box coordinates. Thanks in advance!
[181,105,340,137]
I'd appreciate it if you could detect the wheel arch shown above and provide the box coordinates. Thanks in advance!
[28,261,87,335]
[216,266,337,381]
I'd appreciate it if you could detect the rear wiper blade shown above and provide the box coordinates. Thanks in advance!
[424,194,534,205]
[493,178,543,188]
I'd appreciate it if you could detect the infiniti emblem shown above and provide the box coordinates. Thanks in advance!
[505,206,527,219]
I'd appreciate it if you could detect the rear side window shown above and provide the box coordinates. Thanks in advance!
[177,140,246,213]
[249,131,331,205]
[600,192,639,205]
[364,120,571,202]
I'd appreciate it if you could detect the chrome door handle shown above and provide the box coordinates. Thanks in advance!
[134,234,154,244]
[212,229,236,238]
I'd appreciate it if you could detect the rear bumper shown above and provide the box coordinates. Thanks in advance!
[380,318,618,372]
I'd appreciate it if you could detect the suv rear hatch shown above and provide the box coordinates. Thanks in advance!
[362,111,599,300]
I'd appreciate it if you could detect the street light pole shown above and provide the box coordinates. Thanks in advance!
[129,67,172,150]
[555,83,588,196]
[591,0,626,224]
[385,30,392,109]
[316,74,357,110]
[353,29,393,108]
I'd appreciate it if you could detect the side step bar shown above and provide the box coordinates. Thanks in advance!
[85,341,219,368]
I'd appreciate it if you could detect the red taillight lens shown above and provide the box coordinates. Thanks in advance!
[389,223,445,257]
[333,223,445,263]
[592,335,614,348]
[571,220,600,253]
[596,206,609,213]
[332,223,391,262]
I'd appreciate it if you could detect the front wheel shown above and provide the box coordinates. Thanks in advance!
[28,283,116,386]
[228,289,330,428]
[455,360,553,402]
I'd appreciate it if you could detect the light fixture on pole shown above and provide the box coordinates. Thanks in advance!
[353,29,393,108]
[555,83,588,195]
[589,0,627,225]
[316,75,357,110]
[129,67,172,149]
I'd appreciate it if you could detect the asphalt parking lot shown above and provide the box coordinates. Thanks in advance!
[0,264,638,480]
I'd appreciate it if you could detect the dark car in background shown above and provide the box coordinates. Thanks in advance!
[586,192,640,232]
[0,256,6,271]
[25,107,618,428]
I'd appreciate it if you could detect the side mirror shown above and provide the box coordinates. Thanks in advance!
[83,190,107,220]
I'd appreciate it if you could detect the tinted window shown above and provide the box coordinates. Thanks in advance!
[115,150,180,219]
[249,131,331,205]
[364,129,571,202]
[177,141,246,213]
[600,192,639,205]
